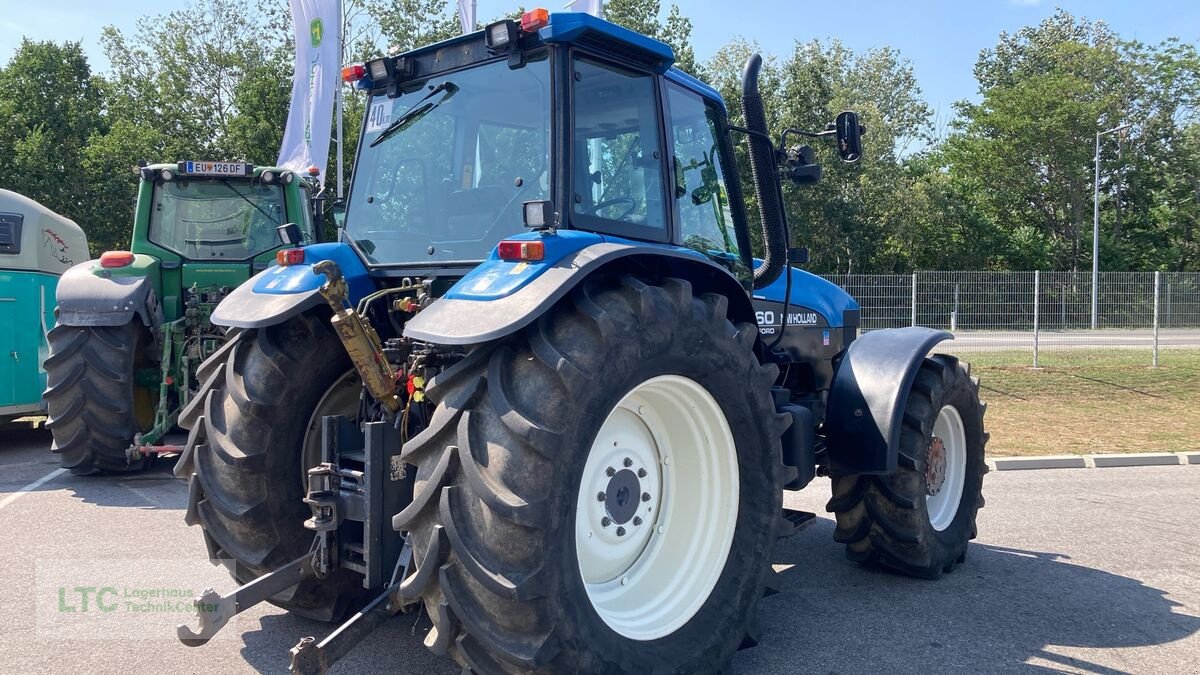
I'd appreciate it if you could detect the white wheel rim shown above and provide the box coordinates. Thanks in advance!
[926,404,967,532]
[574,375,739,641]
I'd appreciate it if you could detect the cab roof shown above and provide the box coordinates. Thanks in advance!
[399,11,726,114]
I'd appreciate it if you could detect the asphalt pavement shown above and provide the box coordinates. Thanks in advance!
[1,429,1198,674]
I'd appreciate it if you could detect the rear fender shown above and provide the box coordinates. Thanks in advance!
[210,243,373,329]
[55,256,164,328]
[403,233,754,346]
[824,326,952,476]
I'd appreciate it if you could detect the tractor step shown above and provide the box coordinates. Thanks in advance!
[777,508,817,538]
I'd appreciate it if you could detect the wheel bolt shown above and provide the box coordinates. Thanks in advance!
[616,527,626,536]
[623,457,633,467]
[605,467,616,477]
[637,468,647,478]
[641,492,651,502]
[597,491,606,502]
[601,517,611,527]
[633,516,642,526]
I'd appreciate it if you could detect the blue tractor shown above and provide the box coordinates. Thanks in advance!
[174,11,987,673]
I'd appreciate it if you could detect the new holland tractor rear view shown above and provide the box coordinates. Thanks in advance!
[173,10,987,673]
[44,161,323,474]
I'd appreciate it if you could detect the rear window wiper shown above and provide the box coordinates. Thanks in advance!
[370,81,459,148]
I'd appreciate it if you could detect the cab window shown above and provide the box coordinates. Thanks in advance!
[571,56,667,239]
[665,82,745,277]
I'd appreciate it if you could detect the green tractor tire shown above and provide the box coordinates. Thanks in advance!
[178,312,370,621]
[396,275,792,673]
[44,322,151,475]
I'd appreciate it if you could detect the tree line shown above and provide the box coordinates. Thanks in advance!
[0,0,1196,272]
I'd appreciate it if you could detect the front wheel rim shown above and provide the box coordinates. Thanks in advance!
[574,375,739,641]
[926,404,967,532]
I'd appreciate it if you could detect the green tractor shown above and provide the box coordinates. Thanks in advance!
[44,161,323,474]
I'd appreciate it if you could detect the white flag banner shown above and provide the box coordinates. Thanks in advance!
[458,0,476,33]
[566,0,602,17]
[278,0,341,185]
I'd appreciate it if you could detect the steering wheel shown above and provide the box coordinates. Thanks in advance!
[586,197,637,221]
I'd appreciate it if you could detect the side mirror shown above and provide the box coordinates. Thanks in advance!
[276,222,303,247]
[835,111,863,163]
[330,200,347,229]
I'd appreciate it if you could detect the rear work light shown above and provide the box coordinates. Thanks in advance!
[276,249,305,266]
[497,240,545,262]
[100,251,135,268]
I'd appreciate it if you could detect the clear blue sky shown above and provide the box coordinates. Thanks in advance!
[3,0,1198,117]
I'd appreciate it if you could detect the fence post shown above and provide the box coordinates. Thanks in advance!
[1033,271,1040,368]
[911,273,917,327]
[1153,271,1160,368]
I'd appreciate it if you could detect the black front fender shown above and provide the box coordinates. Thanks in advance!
[55,261,163,328]
[824,326,952,476]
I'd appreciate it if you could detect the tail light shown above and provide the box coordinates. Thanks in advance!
[276,249,305,266]
[99,251,135,268]
[497,240,545,262]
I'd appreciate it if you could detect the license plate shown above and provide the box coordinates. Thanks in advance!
[184,161,249,177]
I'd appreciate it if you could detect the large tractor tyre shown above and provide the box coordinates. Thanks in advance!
[827,354,988,579]
[397,275,792,674]
[44,322,153,475]
[180,312,368,621]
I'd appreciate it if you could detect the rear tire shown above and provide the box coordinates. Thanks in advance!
[44,322,152,475]
[826,354,987,578]
[179,312,368,620]
[397,275,790,673]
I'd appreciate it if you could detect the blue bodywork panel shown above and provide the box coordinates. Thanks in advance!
[751,260,859,328]
[211,242,376,328]
[444,231,712,303]
[252,242,374,301]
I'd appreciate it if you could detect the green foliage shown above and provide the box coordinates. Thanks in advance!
[0,4,1195,271]
[604,0,696,74]
[944,9,1200,272]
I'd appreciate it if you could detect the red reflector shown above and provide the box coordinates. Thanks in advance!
[99,251,135,268]
[520,8,549,32]
[276,248,305,266]
[497,240,545,262]
[341,64,366,82]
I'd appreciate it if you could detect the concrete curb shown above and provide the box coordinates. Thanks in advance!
[987,452,1196,471]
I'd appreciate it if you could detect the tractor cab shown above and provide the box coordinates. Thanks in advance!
[340,11,750,285]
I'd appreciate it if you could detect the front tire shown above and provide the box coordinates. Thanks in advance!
[44,322,153,475]
[179,312,368,620]
[826,354,987,578]
[397,275,790,673]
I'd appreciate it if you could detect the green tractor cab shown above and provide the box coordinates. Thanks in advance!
[44,161,322,474]
[0,189,88,428]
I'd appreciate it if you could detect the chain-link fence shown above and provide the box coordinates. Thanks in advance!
[821,271,1200,366]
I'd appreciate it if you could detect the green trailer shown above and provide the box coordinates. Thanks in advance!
[0,189,88,427]
[44,161,322,473]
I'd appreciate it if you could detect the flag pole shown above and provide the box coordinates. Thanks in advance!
[336,0,344,199]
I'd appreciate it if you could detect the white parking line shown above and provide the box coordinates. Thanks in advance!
[0,467,67,511]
